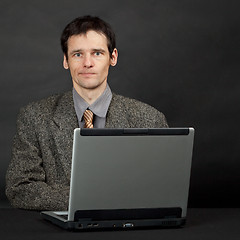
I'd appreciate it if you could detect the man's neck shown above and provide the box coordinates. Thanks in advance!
[73,82,107,105]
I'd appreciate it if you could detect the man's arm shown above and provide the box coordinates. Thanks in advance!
[5,106,69,211]
[155,111,169,128]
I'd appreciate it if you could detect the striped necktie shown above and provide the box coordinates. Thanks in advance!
[83,109,94,128]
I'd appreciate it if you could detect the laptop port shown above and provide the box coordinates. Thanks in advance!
[123,223,134,228]
[87,223,99,228]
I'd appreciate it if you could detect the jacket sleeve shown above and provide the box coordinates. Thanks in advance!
[155,111,169,128]
[5,106,69,211]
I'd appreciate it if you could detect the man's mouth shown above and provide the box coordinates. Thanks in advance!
[79,72,96,76]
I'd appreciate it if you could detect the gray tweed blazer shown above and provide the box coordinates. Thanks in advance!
[6,91,168,210]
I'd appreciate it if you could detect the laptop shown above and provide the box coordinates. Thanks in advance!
[41,127,194,230]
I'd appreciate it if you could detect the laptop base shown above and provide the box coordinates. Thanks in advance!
[41,207,186,230]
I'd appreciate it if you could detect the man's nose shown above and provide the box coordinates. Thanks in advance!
[83,55,93,68]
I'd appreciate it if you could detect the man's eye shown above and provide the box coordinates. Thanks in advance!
[94,52,101,56]
[74,53,81,57]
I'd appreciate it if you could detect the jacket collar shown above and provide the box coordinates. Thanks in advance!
[52,91,131,130]
[53,91,78,131]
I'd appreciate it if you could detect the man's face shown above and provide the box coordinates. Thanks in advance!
[63,30,118,94]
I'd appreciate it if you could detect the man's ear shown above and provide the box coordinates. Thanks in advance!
[110,48,118,66]
[63,55,69,69]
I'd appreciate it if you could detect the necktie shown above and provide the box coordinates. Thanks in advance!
[83,109,94,128]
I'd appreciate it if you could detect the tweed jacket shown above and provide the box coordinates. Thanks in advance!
[6,91,168,211]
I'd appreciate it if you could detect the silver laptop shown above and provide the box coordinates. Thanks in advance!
[41,128,194,230]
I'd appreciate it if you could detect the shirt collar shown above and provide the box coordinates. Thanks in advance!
[73,84,112,121]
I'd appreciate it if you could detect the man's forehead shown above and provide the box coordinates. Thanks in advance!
[68,31,108,48]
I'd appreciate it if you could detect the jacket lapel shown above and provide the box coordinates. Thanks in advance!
[105,93,131,128]
[51,91,78,181]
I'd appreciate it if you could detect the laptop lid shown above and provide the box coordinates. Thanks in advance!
[68,128,194,224]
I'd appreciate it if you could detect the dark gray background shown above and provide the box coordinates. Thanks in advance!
[0,0,239,207]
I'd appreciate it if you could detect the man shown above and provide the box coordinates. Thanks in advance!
[6,16,168,211]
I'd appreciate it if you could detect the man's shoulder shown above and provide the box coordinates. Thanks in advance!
[112,93,160,113]
[19,91,72,116]
[111,93,168,128]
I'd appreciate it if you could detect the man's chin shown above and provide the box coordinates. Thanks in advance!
[79,81,107,91]
[73,78,107,91]
[81,83,102,90]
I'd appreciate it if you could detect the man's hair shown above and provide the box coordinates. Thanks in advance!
[61,15,116,59]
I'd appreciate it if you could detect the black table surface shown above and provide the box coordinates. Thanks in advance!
[1,208,240,240]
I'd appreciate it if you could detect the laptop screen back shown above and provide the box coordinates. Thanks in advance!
[68,128,194,221]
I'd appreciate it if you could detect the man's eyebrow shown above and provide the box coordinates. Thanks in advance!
[70,48,83,52]
[69,48,106,54]
[92,48,106,53]
[68,49,82,55]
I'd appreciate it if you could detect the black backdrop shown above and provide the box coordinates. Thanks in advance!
[0,0,239,207]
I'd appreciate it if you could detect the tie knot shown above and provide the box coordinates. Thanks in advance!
[83,109,94,128]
